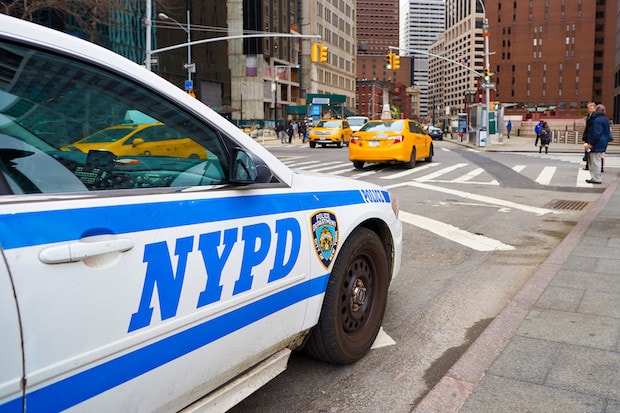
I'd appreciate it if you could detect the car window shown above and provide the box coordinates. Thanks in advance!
[0,39,230,194]
[408,122,425,134]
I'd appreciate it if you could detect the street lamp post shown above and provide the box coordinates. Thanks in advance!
[159,11,194,92]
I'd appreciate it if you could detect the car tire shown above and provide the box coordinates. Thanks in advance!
[403,147,416,169]
[302,227,389,364]
[425,144,434,162]
[353,160,364,169]
[309,141,316,148]
[337,137,343,148]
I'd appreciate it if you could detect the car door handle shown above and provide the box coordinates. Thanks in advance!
[39,239,135,264]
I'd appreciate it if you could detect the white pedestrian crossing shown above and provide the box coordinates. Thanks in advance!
[281,158,601,188]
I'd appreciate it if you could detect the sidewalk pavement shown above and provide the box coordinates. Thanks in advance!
[413,136,620,412]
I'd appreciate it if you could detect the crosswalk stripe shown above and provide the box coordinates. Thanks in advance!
[399,211,515,251]
[452,167,484,182]
[385,181,559,216]
[380,163,439,180]
[414,163,468,182]
[535,166,557,185]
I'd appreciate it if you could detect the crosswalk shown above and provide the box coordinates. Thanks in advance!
[281,155,605,188]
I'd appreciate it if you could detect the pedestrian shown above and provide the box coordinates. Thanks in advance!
[292,121,298,140]
[584,104,612,184]
[276,122,286,143]
[286,120,294,143]
[582,102,596,170]
[506,120,512,139]
[534,120,543,146]
[538,121,551,154]
[299,122,307,142]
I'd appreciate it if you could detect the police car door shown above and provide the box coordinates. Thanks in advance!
[0,259,23,409]
[0,34,310,412]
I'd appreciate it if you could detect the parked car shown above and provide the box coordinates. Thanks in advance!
[425,125,444,140]
[0,14,402,412]
[308,118,352,148]
[349,119,434,169]
[346,116,369,132]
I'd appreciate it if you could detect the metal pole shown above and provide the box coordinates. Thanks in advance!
[145,0,152,70]
[274,81,277,131]
[484,18,491,143]
[186,9,191,84]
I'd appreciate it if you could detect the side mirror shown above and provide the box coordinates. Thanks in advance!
[230,148,273,184]
[132,137,145,146]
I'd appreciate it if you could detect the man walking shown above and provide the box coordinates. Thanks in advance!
[506,120,512,139]
[582,102,596,170]
[585,104,612,184]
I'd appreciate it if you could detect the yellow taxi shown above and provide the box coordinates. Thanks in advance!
[308,118,352,148]
[348,119,433,169]
[63,122,209,159]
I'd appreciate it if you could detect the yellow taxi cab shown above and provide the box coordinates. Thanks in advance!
[348,119,433,169]
[63,121,209,160]
[308,118,352,148]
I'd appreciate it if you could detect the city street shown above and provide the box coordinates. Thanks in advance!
[229,138,615,412]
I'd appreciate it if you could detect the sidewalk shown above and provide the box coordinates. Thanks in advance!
[413,138,620,412]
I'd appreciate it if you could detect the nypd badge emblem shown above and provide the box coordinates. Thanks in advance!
[311,211,339,268]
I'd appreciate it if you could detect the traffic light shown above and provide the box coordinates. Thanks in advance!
[319,45,328,63]
[483,67,490,82]
[311,43,320,62]
[392,53,400,70]
[385,52,394,69]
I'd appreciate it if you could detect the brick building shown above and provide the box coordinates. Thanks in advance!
[487,0,617,119]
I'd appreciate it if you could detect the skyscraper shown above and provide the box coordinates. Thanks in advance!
[400,0,445,118]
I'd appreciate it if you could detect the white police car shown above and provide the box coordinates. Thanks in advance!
[0,14,402,412]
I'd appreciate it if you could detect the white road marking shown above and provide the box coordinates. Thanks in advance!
[384,181,559,216]
[294,161,342,170]
[371,327,396,349]
[535,166,556,185]
[577,168,594,187]
[512,165,526,172]
[399,211,515,251]
[380,162,439,180]
[452,167,484,182]
[414,163,468,182]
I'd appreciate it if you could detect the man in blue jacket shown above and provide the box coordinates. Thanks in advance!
[585,104,612,184]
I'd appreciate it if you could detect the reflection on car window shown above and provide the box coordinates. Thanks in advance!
[0,40,229,194]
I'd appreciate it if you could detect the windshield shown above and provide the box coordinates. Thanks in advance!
[316,121,342,128]
[347,118,368,126]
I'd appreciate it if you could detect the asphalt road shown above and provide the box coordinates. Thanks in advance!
[229,140,604,412]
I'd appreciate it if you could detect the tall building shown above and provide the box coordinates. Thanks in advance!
[228,0,300,126]
[426,0,485,120]
[488,0,617,119]
[356,0,411,119]
[300,0,357,116]
[399,0,445,118]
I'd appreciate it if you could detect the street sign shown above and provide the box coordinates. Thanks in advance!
[184,80,193,91]
[481,82,496,89]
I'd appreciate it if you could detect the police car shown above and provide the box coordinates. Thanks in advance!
[0,15,402,412]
